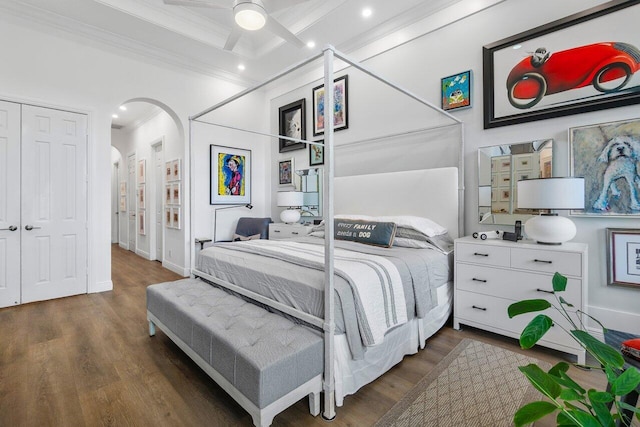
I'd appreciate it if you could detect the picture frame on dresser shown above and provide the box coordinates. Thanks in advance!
[606,228,640,288]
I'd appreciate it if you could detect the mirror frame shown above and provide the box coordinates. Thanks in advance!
[295,168,323,220]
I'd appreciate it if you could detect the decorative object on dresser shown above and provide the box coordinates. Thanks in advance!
[508,273,640,427]
[516,177,585,245]
[268,223,313,240]
[276,191,304,224]
[606,228,640,288]
[213,204,253,242]
[570,118,640,216]
[454,236,588,364]
[210,145,251,205]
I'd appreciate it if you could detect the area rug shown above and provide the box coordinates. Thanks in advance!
[374,339,549,427]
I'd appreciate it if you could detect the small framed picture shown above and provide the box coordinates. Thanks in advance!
[607,228,640,288]
[165,185,172,205]
[309,141,324,166]
[279,158,294,186]
[313,75,349,136]
[138,185,145,209]
[138,159,146,184]
[171,207,181,230]
[441,70,472,111]
[278,99,306,153]
[165,207,172,228]
[172,159,181,181]
[119,181,126,196]
[165,161,173,182]
[138,210,146,235]
[119,195,126,212]
[171,183,181,205]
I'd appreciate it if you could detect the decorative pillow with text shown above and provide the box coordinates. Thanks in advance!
[334,219,397,248]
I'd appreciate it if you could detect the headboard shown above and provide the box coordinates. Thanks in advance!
[333,167,459,238]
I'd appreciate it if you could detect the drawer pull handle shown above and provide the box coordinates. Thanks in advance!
[473,252,489,257]
[292,232,299,235]
[472,278,487,283]
[472,305,487,311]
[536,288,554,294]
[534,259,552,264]
[273,230,281,233]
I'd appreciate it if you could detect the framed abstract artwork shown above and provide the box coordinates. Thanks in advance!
[210,145,251,205]
[309,141,324,166]
[483,1,640,128]
[607,228,640,287]
[312,75,349,136]
[138,185,145,209]
[138,210,146,235]
[171,183,181,205]
[172,159,181,181]
[165,161,173,182]
[278,99,306,153]
[279,158,294,186]
[441,70,472,111]
[138,159,146,183]
[570,117,640,216]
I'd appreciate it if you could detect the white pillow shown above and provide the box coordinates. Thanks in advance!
[334,214,446,237]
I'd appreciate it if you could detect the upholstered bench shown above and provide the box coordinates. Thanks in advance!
[146,278,323,427]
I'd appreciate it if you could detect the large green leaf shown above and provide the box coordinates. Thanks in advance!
[557,411,579,426]
[587,390,613,403]
[520,314,553,349]
[571,330,624,369]
[519,364,562,399]
[508,299,552,318]
[553,272,568,292]
[513,401,557,426]
[560,389,582,401]
[548,362,586,395]
[565,409,601,427]
[611,367,640,396]
[591,399,615,427]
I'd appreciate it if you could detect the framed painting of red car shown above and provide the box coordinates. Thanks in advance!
[483,0,640,129]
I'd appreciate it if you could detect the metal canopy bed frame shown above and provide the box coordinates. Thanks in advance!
[188,45,464,420]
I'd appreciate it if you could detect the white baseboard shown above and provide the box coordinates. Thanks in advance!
[163,259,189,277]
[136,249,151,260]
[119,242,129,250]
[586,305,640,336]
[90,280,113,293]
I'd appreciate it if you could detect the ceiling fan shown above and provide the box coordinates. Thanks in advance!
[162,0,310,51]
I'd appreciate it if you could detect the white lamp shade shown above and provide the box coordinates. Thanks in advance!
[517,178,585,210]
[234,1,267,30]
[277,191,303,207]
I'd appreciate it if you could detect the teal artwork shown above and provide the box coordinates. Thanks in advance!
[441,70,471,111]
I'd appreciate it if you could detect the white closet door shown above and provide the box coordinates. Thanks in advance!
[154,144,163,261]
[21,105,88,303]
[0,101,21,308]
[127,154,136,252]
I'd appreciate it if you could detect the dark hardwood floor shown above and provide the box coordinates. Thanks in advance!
[0,244,607,426]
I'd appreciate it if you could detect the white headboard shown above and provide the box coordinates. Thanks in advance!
[333,167,459,238]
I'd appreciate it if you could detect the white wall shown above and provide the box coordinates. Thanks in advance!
[0,16,249,292]
[266,0,640,334]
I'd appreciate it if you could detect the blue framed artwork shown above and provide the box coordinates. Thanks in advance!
[441,70,472,111]
[210,144,251,205]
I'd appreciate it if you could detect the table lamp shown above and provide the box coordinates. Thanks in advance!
[277,191,303,224]
[516,177,585,245]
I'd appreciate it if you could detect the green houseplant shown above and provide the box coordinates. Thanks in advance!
[508,272,640,427]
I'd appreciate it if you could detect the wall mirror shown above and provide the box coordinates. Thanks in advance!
[295,168,323,219]
[478,139,553,225]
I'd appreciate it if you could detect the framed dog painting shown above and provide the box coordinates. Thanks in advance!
[570,118,640,216]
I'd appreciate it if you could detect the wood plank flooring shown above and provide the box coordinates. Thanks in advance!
[0,244,607,426]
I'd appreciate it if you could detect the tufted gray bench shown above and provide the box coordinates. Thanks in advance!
[146,278,323,427]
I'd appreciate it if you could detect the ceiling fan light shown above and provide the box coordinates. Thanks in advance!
[234,2,267,31]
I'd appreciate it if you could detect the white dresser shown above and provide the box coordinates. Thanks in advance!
[454,236,588,364]
[268,223,313,240]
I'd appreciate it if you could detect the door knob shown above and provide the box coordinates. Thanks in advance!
[0,225,18,231]
[25,225,42,231]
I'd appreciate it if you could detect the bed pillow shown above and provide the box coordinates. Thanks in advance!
[334,219,397,248]
[233,233,261,241]
[393,232,454,254]
[335,214,446,237]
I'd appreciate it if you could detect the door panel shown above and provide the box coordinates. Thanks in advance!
[128,154,136,252]
[0,100,21,308]
[155,144,163,261]
[21,105,87,303]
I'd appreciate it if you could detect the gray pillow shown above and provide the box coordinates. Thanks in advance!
[334,219,397,248]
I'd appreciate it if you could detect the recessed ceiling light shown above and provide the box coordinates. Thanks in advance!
[112,114,118,119]
[362,8,372,18]
[119,105,127,111]
[306,41,316,49]
[237,64,246,71]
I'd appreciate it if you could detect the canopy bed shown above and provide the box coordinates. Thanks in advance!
[152,45,464,425]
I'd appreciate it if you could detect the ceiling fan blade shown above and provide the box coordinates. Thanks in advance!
[223,26,243,51]
[162,0,228,9]
[265,0,314,14]
[264,17,305,48]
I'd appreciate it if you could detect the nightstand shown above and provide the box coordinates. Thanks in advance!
[453,236,588,364]
[268,223,313,240]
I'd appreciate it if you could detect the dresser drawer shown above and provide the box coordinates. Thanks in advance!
[269,224,312,240]
[455,291,581,350]
[455,263,582,305]
[511,247,582,277]
[455,242,510,268]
